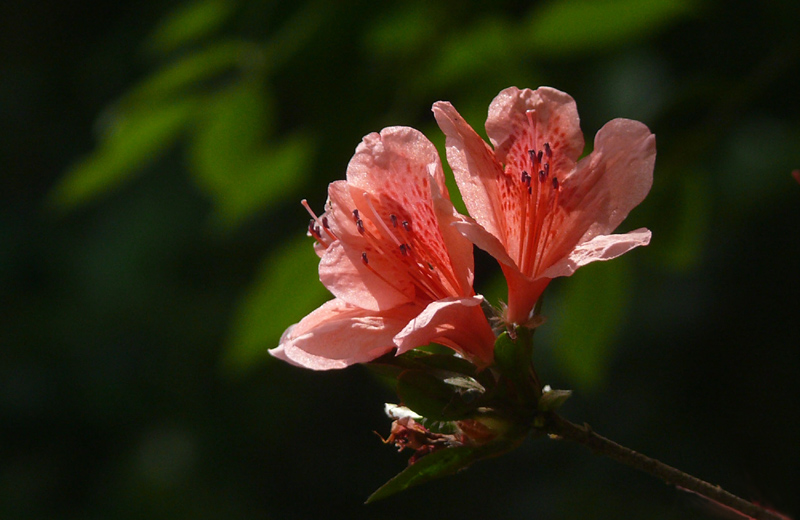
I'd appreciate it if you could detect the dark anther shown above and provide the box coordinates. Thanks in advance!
[537,150,543,163]
[390,214,398,228]
[402,221,411,232]
[521,170,530,183]
[399,244,408,256]
[544,142,552,158]
[428,262,434,270]
[322,216,329,229]
[544,163,550,176]
[308,220,319,237]
[528,186,532,195]
[352,209,359,221]
[361,252,369,264]
[356,219,365,234]
[552,177,559,189]
[538,170,546,183]
[528,149,537,164]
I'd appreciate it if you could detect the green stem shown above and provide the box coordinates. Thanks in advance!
[545,414,786,520]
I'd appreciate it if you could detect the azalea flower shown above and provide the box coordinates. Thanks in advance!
[271,126,496,370]
[433,87,656,326]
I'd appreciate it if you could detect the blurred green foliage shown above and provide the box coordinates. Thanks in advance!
[4,0,800,518]
[525,0,702,55]
[224,236,327,371]
[550,258,631,390]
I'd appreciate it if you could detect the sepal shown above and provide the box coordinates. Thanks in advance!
[537,385,572,412]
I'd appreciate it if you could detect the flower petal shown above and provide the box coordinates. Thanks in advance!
[485,87,584,174]
[318,181,416,310]
[563,119,656,238]
[451,219,516,268]
[431,187,477,294]
[346,126,448,210]
[433,101,509,243]
[271,299,419,370]
[540,228,652,279]
[394,297,495,366]
[345,126,473,300]
[319,241,412,311]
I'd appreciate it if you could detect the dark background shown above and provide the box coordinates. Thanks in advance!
[2,0,798,518]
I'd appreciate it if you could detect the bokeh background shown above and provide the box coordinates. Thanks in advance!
[2,0,799,518]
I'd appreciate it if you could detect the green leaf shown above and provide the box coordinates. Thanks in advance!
[127,41,265,105]
[551,258,631,389]
[260,0,331,71]
[524,0,700,56]
[49,98,198,210]
[222,236,328,373]
[146,0,236,55]
[429,17,514,88]
[364,2,439,58]
[366,441,512,503]
[214,133,314,227]
[396,370,483,422]
[399,350,480,377]
[187,81,311,227]
[370,350,497,395]
[196,81,273,155]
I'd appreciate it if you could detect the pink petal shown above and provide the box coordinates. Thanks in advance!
[534,118,655,273]
[319,241,412,311]
[562,119,655,238]
[540,228,652,279]
[268,344,302,367]
[583,118,655,234]
[271,299,419,370]
[319,181,416,310]
[345,126,474,299]
[394,297,495,366]
[346,126,449,210]
[451,219,516,268]
[485,87,584,175]
[431,189,477,293]
[433,101,509,243]
[322,180,358,238]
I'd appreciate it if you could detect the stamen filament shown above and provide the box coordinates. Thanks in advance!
[302,199,336,242]
[532,181,561,276]
[364,193,404,248]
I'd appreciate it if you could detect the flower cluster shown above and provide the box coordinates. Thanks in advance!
[266,99,793,519]
[271,86,655,370]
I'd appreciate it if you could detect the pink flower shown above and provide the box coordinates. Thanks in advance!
[433,87,656,326]
[271,127,496,369]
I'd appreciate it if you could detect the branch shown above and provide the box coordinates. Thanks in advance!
[545,414,788,520]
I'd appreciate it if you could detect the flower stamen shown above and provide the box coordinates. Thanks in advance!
[302,199,336,245]
[514,141,560,277]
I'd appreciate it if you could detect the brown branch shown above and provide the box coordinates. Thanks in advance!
[544,414,787,520]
